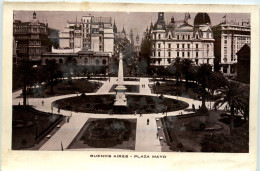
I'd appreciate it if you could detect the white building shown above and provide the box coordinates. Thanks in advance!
[212,20,250,77]
[150,12,215,67]
[59,15,114,55]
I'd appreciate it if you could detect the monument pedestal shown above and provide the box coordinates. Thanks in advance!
[114,85,127,106]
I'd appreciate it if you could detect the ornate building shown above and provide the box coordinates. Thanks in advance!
[212,19,250,77]
[58,15,114,55]
[150,12,215,67]
[13,11,50,63]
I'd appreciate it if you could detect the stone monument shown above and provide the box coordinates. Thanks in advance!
[114,53,127,106]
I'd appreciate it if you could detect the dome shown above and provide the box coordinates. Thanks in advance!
[194,13,211,25]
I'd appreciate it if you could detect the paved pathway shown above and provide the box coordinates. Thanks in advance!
[12,77,225,151]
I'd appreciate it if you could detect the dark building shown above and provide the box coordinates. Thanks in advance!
[13,11,50,64]
[236,44,250,84]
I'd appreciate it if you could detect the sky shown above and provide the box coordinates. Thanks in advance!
[14,11,250,39]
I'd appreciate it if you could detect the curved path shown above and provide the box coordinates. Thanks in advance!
[12,77,222,151]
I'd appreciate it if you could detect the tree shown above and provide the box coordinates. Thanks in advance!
[65,56,77,84]
[214,81,249,135]
[197,64,213,112]
[181,58,194,88]
[14,60,37,106]
[44,59,61,94]
[170,57,182,85]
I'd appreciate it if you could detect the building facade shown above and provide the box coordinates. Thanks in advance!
[13,12,50,63]
[59,15,114,55]
[150,12,215,67]
[212,20,250,77]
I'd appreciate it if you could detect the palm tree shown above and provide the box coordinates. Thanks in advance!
[171,57,182,85]
[214,81,249,135]
[181,58,194,88]
[197,64,213,112]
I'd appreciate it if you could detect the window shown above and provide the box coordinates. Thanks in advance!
[95,59,100,65]
[84,58,88,65]
[158,34,161,39]
[188,35,190,40]
[177,52,179,57]
[168,44,171,48]
[195,59,198,65]
[102,59,107,65]
[182,35,185,40]
[224,47,227,54]
[158,43,161,48]
[168,52,171,57]
[207,59,209,64]
[177,44,179,48]
[182,52,185,57]
[177,35,179,39]
[168,35,171,39]
[196,35,199,39]
[158,52,160,57]
[59,59,63,64]
[187,44,190,49]
[182,44,185,49]
[224,40,227,44]
[196,52,198,57]
[195,44,199,49]
[187,52,190,57]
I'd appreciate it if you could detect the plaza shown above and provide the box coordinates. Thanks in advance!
[12,76,236,152]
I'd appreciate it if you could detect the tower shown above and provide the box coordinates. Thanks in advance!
[33,11,36,19]
[129,28,134,46]
[113,20,117,33]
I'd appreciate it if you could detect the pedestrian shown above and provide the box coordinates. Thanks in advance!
[156,132,159,139]
[139,111,142,117]
[134,110,137,116]
[181,111,183,115]
[192,104,195,111]
[147,119,149,125]
[42,100,44,106]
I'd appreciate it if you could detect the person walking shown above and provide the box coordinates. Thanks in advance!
[147,118,149,125]
[42,100,44,106]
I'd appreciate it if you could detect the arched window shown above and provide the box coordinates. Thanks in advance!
[45,59,49,64]
[95,59,100,65]
[59,58,63,64]
[102,59,107,65]
[84,58,88,65]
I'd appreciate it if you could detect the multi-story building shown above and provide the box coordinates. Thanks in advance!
[212,20,250,77]
[150,12,215,67]
[59,15,114,55]
[13,11,50,63]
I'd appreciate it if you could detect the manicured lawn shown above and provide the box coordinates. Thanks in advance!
[161,111,249,152]
[67,118,136,150]
[152,81,215,101]
[53,94,189,114]
[12,105,63,150]
[109,84,139,93]
[23,79,102,98]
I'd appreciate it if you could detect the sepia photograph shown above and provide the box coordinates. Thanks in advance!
[2,2,259,171]
[12,10,251,152]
